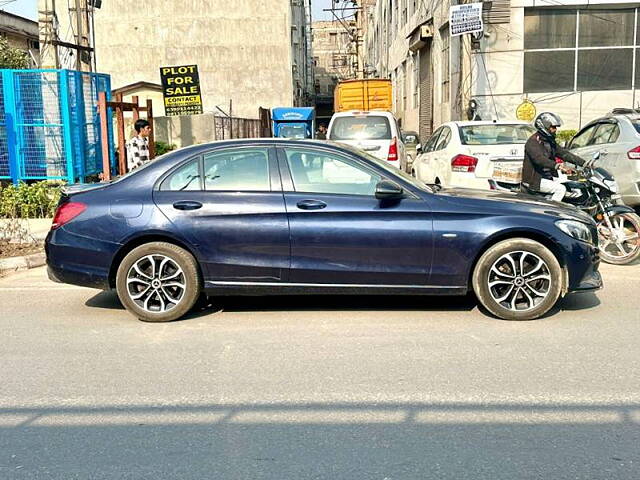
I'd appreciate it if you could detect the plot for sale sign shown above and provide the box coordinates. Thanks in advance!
[160,65,204,116]
[450,3,483,36]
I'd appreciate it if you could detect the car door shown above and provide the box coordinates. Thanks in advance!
[431,126,453,185]
[153,146,290,282]
[415,127,442,182]
[278,145,433,285]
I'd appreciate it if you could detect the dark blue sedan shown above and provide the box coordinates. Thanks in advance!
[46,139,602,322]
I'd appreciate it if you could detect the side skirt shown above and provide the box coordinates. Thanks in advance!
[203,281,468,296]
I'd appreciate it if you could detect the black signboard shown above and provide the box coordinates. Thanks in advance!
[160,64,204,116]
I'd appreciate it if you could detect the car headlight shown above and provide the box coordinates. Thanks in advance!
[555,219,593,244]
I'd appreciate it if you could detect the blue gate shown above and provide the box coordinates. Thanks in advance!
[0,69,115,184]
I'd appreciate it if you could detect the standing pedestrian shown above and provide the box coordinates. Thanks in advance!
[316,124,327,140]
[127,119,152,171]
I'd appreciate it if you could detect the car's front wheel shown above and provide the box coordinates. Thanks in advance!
[472,238,564,320]
[116,242,201,322]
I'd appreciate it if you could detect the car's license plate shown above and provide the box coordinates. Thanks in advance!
[492,162,522,183]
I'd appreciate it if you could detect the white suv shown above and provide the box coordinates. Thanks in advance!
[327,111,407,168]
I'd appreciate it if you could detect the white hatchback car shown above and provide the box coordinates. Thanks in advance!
[327,110,407,169]
[413,121,536,190]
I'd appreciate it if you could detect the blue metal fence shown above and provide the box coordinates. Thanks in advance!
[0,69,114,184]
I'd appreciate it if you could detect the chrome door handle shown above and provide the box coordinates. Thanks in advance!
[296,199,327,210]
[173,201,202,211]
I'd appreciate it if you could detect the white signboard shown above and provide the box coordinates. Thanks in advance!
[450,3,484,36]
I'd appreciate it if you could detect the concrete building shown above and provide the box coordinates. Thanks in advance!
[466,0,640,131]
[0,10,40,67]
[363,0,640,138]
[312,20,356,123]
[38,0,313,122]
[363,0,465,141]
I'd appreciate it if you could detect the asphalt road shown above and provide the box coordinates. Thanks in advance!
[1,263,639,480]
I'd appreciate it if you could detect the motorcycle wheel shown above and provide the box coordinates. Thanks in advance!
[597,212,640,265]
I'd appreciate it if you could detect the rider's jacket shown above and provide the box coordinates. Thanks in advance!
[523,133,584,191]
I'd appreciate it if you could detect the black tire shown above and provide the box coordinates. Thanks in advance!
[597,212,640,265]
[472,238,564,321]
[116,242,201,322]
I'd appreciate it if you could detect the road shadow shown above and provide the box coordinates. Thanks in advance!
[85,290,478,317]
[0,400,638,479]
[84,289,603,322]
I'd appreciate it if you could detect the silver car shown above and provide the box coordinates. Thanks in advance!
[568,110,640,208]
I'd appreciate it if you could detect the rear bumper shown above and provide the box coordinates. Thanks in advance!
[45,228,119,290]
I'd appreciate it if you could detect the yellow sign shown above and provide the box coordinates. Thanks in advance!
[516,100,536,122]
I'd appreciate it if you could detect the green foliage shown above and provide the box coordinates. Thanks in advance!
[556,129,578,146]
[0,37,30,69]
[0,181,63,219]
[155,141,177,156]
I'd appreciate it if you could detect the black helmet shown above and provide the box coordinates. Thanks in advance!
[534,112,563,139]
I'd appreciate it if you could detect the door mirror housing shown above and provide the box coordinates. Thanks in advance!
[416,143,422,154]
[375,180,404,200]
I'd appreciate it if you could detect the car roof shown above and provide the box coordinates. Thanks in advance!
[449,120,533,127]
[331,110,397,118]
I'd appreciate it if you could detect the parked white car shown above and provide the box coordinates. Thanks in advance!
[327,110,407,168]
[413,121,536,190]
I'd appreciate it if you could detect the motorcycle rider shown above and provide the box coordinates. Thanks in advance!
[523,112,585,202]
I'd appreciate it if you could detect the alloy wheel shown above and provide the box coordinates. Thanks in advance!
[126,255,186,313]
[487,251,551,312]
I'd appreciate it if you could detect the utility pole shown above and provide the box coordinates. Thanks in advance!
[323,0,362,79]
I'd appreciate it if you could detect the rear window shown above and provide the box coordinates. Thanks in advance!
[459,124,535,145]
[631,119,640,134]
[329,116,392,140]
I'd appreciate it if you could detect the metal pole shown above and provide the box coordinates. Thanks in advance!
[98,91,111,181]
[75,0,82,71]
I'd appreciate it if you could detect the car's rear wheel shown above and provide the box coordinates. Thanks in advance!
[472,238,563,320]
[116,242,201,322]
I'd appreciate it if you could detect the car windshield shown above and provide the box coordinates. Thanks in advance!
[329,116,392,140]
[459,124,535,145]
[278,125,307,139]
[337,143,434,193]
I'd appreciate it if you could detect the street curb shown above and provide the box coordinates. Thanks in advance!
[0,252,46,277]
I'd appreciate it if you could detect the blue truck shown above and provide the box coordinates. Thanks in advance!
[271,107,316,139]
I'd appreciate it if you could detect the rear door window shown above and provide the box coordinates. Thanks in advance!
[203,148,271,191]
[160,159,202,191]
[569,125,598,149]
[424,128,443,153]
[329,116,392,140]
[589,123,620,145]
[434,127,452,151]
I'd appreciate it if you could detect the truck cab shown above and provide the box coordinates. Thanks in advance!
[271,107,316,139]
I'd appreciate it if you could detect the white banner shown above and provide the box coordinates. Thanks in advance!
[450,3,484,36]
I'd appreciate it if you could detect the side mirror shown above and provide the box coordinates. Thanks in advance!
[592,151,601,161]
[375,179,404,200]
[416,143,422,154]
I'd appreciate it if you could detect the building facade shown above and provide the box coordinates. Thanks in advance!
[312,20,356,123]
[363,0,640,138]
[38,0,313,120]
[0,11,40,67]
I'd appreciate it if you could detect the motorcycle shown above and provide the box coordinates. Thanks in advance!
[521,152,640,265]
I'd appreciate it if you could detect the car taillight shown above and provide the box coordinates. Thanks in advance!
[51,202,87,230]
[387,137,398,161]
[628,146,640,159]
[451,154,478,173]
